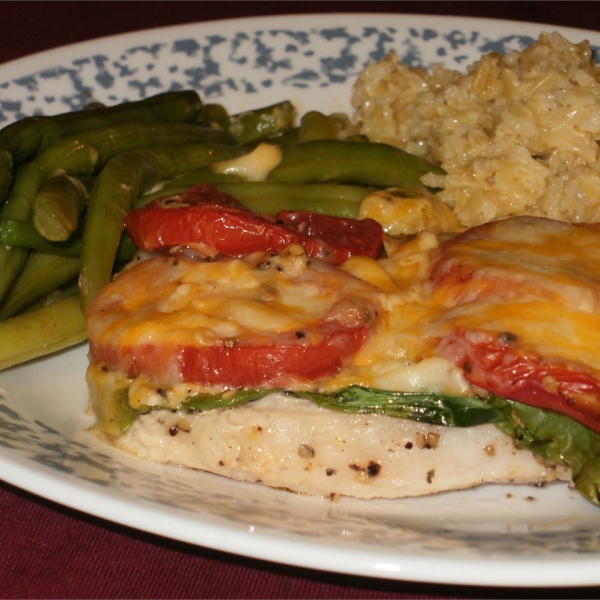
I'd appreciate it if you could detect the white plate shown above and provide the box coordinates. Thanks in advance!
[2,13,600,589]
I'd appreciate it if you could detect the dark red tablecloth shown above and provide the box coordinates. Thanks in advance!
[2,2,600,598]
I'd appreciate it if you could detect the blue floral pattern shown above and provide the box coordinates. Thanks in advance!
[0,23,571,123]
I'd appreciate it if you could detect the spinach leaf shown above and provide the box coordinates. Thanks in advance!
[494,398,600,506]
[180,388,278,411]
[291,386,506,427]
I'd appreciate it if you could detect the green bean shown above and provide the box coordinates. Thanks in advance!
[5,121,233,220]
[138,181,372,218]
[79,143,249,310]
[53,90,204,135]
[3,121,230,221]
[0,144,97,302]
[0,220,137,261]
[0,90,204,164]
[228,101,296,145]
[203,103,231,131]
[204,101,296,145]
[32,174,89,241]
[219,182,371,217]
[21,280,79,314]
[0,251,79,320]
[0,220,84,257]
[0,296,86,371]
[154,141,285,187]
[0,118,61,165]
[298,111,354,142]
[2,143,97,222]
[268,140,444,188]
[264,128,300,145]
[154,164,242,186]
[166,139,444,191]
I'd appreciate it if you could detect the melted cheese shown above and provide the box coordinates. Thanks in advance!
[212,142,283,181]
[425,217,600,374]
[110,251,372,336]
[359,188,462,235]
[87,244,383,390]
[88,216,600,428]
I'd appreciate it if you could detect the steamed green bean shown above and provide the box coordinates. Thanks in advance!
[0,251,79,320]
[297,111,354,142]
[0,149,13,203]
[0,296,86,370]
[0,90,204,165]
[0,219,136,262]
[32,174,89,241]
[268,140,444,188]
[228,101,296,145]
[139,181,372,218]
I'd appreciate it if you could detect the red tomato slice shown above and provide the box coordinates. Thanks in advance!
[275,210,384,264]
[125,184,383,265]
[436,331,600,433]
[87,252,381,388]
[90,323,370,388]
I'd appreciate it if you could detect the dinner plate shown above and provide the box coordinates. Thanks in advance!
[1,13,600,589]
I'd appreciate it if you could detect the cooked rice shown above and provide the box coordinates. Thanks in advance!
[351,32,600,227]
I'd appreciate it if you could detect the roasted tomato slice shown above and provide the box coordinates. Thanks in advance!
[428,216,600,433]
[125,184,383,265]
[436,332,600,434]
[86,247,381,388]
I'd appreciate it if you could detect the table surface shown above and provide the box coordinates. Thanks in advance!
[2,2,600,598]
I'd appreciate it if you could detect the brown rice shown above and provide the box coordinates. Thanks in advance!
[352,32,600,227]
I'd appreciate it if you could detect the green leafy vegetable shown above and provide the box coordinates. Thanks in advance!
[180,389,277,411]
[292,386,505,427]
[494,398,600,506]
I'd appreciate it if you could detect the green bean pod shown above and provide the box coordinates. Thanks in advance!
[3,121,230,222]
[218,181,371,217]
[0,118,61,164]
[298,111,355,142]
[0,219,136,262]
[167,139,444,192]
[53,90,204,135]
[1,144,97,222]
[0,144,98,301]
[203,104,231,131]
[263,128,301,145]
[204,101,296,145]
[20,280,80,314]
[0,296,86,371]
[79,143,250,310]
[32,174,89,241]
[138,181,372,218]
[0,90,204,165]
[155,164,243,186]
[0,251,79,320]
[268,140,444,188]
[228,101,296,145]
